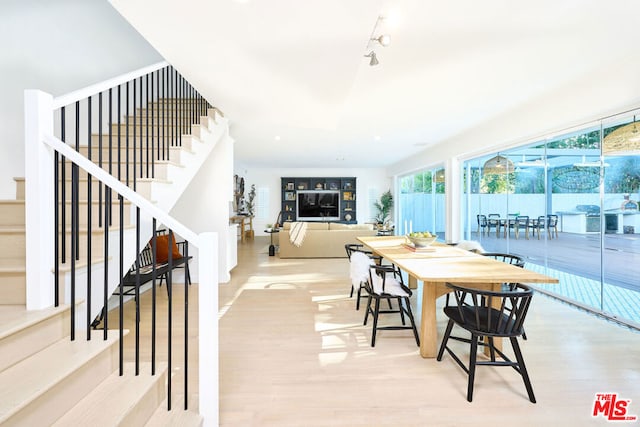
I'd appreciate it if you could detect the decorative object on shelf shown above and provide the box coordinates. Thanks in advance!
[345,213,352,221]
[343,191,353,201]
[483,154,514,175]
[315,182,324,189]
[287,182,294,190]
[373,189,393,226]
[285,192,296,201]
[344,182,352,190]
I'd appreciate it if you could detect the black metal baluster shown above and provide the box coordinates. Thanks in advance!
[174,67,178,152]
[119,194,124,376]
[61,107,66,264]
[167,228,173,410]
[98,92,103,228]
[133,78,137,191]
[74,101,80,262]
[70,103,79,341]
[151,221,157,376]
[108,88,113,227]
[146,74,150,179]
[162,67,166,161]
[178,73,182,148]
[139,77,144,180]
[87,96,93,339]
[184,239,189,410]
[54,148,60,307]
[151,71,155,179]
[117,85,122,181]
[126,82,130,186]
[103,186,110,340]
[135,207,141,376]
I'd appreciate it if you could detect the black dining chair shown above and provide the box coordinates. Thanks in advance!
[482,252,528,339]
[352,251,420,347]
[437,283,536,403]
[346,244,394,311]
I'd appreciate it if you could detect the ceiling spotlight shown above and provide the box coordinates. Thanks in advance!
[364,51,379,66]
[372,34,391,47]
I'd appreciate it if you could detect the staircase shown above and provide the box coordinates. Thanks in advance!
[0,64,223,425]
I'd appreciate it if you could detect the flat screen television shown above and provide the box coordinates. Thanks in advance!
[297,190,340,221]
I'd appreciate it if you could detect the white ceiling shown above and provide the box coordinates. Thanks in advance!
[110,0,640,169]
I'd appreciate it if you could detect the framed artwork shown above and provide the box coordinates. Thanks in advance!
[287,182,294,190]
[285,191,296,201]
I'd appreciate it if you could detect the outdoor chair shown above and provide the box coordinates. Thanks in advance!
[529,215,546,239]
[487,214,501,237]
[547,214,559,239]
[437,283,536,403]
[477,214,489,237]
[514,215,530,239]
[353,251,420,347]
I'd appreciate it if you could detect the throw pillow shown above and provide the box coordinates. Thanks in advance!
[155,233,182,263]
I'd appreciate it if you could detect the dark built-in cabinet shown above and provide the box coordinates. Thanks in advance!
[281,177,356,223]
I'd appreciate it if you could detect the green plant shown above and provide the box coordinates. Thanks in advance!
[373,190,393,224]
[246,184,256,216]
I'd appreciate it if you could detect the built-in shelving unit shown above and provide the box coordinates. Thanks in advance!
[281,177,357,223]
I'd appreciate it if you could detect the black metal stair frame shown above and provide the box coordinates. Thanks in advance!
[53,64,210,411]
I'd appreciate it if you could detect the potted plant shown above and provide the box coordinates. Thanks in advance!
[246,184,256,216]
[373,190,393,227]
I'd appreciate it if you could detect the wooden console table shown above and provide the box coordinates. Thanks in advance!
[230,215,254,242]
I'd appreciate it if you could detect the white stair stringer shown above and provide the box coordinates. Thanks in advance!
[150,110,228,212]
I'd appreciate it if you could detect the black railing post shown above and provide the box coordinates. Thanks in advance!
[118,194,124,376]
[87,95,93,340]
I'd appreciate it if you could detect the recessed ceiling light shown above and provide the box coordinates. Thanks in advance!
[374,135,381,141]
[274,135,281,141]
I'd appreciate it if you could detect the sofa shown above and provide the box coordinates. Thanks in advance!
[277,222,377,258]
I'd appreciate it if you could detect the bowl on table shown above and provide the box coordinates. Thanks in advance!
[407,234,437,247]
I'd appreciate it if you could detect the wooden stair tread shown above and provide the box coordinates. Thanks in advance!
[145,395,203,427]
[0,329,122,422]
[0,304,66,341]
[0,225,24,232]
[52,361,167,427]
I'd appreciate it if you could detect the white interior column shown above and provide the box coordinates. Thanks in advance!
[444,157,461,243]
[24,90,55,309]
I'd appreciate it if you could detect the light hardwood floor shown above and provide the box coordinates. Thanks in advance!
[124,236,640,426]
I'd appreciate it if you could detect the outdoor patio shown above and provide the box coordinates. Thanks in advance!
[474,230,640,326]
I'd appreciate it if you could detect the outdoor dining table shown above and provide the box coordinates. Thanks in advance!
[356,236,559,358]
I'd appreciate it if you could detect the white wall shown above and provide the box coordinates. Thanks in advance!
[237,167,391,235]
[0,0,161,198]
[171,131,235,283]
[387,54,640,178]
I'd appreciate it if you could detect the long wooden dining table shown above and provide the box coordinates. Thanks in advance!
[356,236,559,358]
